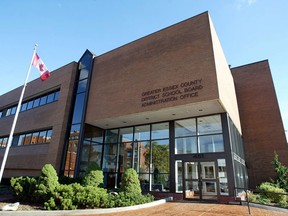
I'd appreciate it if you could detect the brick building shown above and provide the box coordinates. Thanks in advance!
[0,12,287,202]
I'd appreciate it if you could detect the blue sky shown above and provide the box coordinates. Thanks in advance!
[0,0,287,135]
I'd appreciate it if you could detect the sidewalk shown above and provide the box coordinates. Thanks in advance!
[1,199,288,216]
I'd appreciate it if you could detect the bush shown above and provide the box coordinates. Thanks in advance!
[272,152,288,191]
[34,164,59,203]
[82,170,104,188]
[258,182,287,204]
[10,176,37,202]
[121,168,141,194]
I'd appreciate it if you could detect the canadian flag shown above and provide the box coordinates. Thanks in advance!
[32,52,50,81]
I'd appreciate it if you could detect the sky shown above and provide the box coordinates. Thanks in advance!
[0,0,287,136]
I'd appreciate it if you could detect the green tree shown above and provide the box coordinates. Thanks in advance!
[272,152,288,191]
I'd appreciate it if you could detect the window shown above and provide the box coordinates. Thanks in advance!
[33,98,40,108]
[40,95,47,106]
[47,93,55,103]
[27,101,33,110]
[21,103,28,111]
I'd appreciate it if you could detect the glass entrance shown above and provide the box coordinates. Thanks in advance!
[183,161,218,200]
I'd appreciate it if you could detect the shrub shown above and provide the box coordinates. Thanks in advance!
[121,168,141,194]
[82,170,104,187]
[34,164,59,203]
[10,176,37,202]
[272,152,288,191]
[258,182,287,204]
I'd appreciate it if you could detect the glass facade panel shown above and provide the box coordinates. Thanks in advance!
[33,98,40,108]
[151,122,169,139]
[103,144,118,172]
[199,134,224,153]
[197,115,222,135]
[175,118,196,137]
[10,106,16,115]
[134,125,150,141]
[175,160,183,193]
[46,130,52,143]
[47,93,55,103]
[2,138,8,147]
[175,137,197,154]
[21,103,27,111]
[72,93,85,124]
[77,79,88,94]
[105,129,118,143]
[218,159,228,195]
[151,139,169,173]
[40,95,47,106]
[54,91,60,101]
[31,132,39,144]
[118,142,133,172]
[119,127,133,143]
[27,101,33,110]
[134,141,150,173]
[38,131,47,143]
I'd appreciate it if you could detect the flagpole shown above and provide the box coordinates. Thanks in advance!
[0,44,38,183]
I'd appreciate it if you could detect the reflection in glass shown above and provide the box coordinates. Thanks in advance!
[134,141,150,173]
[119,127,133,143]
[150,140,169,173]
[151,123,169,139]
[175,118,196,137]
[198,115,222,135]
[175,161,183,193]
[105,129,118,143]
[175,137,197,154]
[134,125,150,141]
[199,134,224,153]
[118,142,133,173]
[103,144,117,172]
[185,162,198,180]
[218,159,228,195]
[72,93,85,124]
[77,79,88,94]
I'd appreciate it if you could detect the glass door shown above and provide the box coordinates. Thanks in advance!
[183,160,219,200]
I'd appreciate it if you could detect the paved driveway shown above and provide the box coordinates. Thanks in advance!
[74,201,288,216]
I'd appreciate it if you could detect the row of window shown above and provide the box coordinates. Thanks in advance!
[0,89,60,118]
[0,129,52,148]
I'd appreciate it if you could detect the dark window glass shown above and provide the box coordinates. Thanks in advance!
[40,95,47,106]
[72,93,85,124]
[21,103,27,111]
[0,138,3,147]
[27,101,33,110]
[18,135,25,146]
[31,132,39,144]
[0,112,2,118]
[197,115,222,135]
[46,130,52,143]
[77,79,88,93]
[54,91,60,101]
[47,93,55,103]
[105,129,118,143]
[12,136,19,146]
[38,131,47,143]
[33,98,40,108]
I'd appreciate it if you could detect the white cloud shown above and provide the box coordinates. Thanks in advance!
[236,0,257,9]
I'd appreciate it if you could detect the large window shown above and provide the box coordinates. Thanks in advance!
[101,122,170,192]
[175,115,224,154]
[0,89,60,118]
[0,129,53,148]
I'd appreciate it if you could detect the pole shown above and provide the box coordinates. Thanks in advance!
[0,44,38,183]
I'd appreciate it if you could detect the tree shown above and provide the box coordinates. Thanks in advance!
[272,152,288,191]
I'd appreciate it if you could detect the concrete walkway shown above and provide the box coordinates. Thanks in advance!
[1,199,288,216]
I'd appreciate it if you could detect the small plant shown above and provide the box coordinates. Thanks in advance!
[272,152,288,191]
[10,176,37,202]
[258,182,286,204]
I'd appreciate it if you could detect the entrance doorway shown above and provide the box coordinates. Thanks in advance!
[183,161,219,200]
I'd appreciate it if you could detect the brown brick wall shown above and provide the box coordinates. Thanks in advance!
[86,12,219,123]
[0,62,78,177]
[231,60,288,188]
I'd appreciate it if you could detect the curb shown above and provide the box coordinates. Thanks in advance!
[0,197,173,215]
